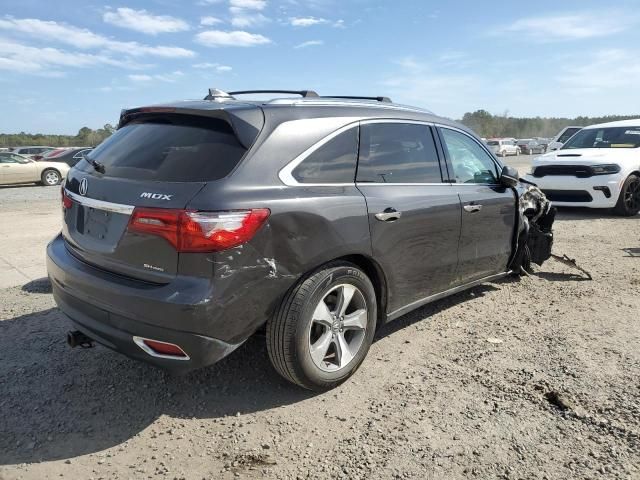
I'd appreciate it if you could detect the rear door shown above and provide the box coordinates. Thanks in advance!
[356,121,461,314]
[437,127,516,283]
[62,113,254,283]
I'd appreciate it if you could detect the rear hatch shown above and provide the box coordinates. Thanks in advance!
[62,105,264,283]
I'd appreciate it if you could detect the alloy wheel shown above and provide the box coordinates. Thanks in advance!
[624,179,640,211]
[45,171,60,185]
[308,284,368,372]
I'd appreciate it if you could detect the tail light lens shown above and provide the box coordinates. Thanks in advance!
[127,208,270,252]
[61,187,72,209]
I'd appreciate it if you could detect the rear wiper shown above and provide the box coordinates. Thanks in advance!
[86,157,105,174]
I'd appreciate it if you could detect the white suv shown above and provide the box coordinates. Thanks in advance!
[524,120,640,216]
[487,138,520,157]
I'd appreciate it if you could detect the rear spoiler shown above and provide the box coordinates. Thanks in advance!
[118,105,265,150]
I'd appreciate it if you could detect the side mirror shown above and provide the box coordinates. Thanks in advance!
[499,165,519,187]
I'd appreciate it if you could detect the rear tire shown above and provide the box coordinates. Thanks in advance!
[266,262,377,391]
[614,174,640,216]
[41,169,61,186]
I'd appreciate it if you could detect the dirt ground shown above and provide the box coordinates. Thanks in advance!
[1,173,639,480]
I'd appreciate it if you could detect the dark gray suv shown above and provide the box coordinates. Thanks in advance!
[47,89,555,390]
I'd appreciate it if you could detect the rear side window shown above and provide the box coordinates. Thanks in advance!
[292,128,358,184]
[79,115,246,182]
[357,123,442,183]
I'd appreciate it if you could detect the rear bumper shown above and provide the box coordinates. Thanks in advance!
[523,173,622,208]
[46,234,245,372]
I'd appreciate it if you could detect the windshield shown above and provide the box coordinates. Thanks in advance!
[487,141,499,146]
[558,127,581,143]
[562,126,640,149]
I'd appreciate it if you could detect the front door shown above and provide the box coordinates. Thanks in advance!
[438,127,516,283]
[356,122,462,314]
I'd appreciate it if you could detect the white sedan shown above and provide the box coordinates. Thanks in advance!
[0,152,70,186]
[524,120,640,216]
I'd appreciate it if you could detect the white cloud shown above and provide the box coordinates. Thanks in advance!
[230,9,269,27]
[103,8,189,35]
[197,0,224,4]
[200,16,223,26]
[195,30,271,47]
[381,57,480,114]
[0,38,142,76]
[193,62,232,72]
[556,49,640,91]
[0,17,195,57]
[129,70,184,82]
[500,12,637,41]
[229,0,267,10]
[289,17,328,27]
[294,40,323,49]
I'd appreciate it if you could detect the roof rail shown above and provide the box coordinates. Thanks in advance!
[228,90,319,98]
[322,95,392,103]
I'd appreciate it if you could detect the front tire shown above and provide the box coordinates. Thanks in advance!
[267,262,377,391]
[41,169,61,186]
[614,174,640,216]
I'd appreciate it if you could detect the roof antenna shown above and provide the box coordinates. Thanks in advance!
[204,88,234,100]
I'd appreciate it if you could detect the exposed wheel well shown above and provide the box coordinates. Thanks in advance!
[337,254,388,326]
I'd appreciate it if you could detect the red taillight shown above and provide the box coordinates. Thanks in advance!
[127,208,270,252]
[62,187,72,209]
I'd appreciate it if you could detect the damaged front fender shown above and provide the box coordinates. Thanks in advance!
[510,184,557,273]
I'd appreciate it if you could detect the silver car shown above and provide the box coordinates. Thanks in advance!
[0,152,70,186]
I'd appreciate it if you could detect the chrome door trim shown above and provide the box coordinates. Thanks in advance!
[386,271,510,321]
[65,189,135,215]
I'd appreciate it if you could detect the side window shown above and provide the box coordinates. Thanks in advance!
[440,128,499,184]
[291,128,358,184]
[357,123,442,183]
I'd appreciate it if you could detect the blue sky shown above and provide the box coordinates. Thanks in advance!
[1,0,639,134]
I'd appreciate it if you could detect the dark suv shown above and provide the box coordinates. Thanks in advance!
[47,89,555,390]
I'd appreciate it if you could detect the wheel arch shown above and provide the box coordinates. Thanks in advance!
[334,254,389,327]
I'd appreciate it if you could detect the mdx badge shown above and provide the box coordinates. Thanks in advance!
[140,192,173,200]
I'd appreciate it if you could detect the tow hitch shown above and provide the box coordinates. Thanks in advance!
[67,330,94,348]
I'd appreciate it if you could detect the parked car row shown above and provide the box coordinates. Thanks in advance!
[486,137,551,156]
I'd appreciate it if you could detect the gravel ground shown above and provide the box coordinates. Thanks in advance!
[1,170,639,480]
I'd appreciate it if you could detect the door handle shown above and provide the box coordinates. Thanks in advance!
[375,208,402,222]
[463,204,483,213]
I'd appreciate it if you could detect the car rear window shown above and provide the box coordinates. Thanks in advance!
[79,115,247,182]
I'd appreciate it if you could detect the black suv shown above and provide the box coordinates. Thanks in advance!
[47,89,555,390]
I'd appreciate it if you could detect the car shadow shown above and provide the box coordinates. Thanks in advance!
[0,305,314,465]
[0,278,507,466]
[533,271,591,282]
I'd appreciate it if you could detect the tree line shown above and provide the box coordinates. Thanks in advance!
[459,111,639,139]
[2,113,639,147]
[0,125,116,148]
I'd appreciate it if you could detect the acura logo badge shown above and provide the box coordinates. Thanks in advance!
[79,178,88,196]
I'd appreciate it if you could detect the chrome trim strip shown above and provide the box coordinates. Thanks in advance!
[133,336,191,361]
[387,272,510,321]
[65,189,135,215]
